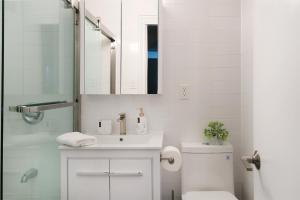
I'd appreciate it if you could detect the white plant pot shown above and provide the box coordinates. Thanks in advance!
[208,137,224,145]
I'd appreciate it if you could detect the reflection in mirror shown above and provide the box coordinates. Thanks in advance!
[82,0,160,95]
[84,9,116,94]
[147,25,158,94]
[121,0,159,94]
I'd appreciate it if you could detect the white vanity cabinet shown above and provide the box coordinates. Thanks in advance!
[68,159,110,200]
[60,149,161,200]
[110,159,152,200]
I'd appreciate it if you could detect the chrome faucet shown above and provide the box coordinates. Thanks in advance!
[118,113,126,135]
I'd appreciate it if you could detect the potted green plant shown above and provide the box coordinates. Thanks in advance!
[203,121,229,145]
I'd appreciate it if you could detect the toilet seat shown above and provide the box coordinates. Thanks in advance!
[182,191,238,200]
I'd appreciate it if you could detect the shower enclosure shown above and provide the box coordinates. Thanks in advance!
[1,0,79,199]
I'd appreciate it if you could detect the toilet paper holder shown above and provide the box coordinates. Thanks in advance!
[160,154,175,164]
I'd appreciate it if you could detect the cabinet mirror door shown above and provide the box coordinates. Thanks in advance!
[81,0,161,95]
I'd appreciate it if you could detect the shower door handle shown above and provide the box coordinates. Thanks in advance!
[9,101,76,124]
[9,101,75,113]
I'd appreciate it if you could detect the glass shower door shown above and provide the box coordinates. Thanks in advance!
[2,0,76,199]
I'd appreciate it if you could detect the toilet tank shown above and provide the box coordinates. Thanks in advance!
[181,142,234,195]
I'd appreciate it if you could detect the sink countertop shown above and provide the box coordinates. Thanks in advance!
[59,131,164,150]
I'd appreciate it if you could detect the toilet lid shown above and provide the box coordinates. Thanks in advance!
[182,191,238,200]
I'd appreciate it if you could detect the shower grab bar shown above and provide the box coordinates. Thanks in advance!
[9,101,75,113]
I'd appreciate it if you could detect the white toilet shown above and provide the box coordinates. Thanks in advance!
[181,142,238,200]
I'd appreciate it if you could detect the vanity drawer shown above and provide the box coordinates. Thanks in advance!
[110,159,153,200]
[68,158,109,200]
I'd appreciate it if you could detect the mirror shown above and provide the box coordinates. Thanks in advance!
[81,0,160,95]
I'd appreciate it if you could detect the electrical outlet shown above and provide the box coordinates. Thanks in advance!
[179,84,190,100]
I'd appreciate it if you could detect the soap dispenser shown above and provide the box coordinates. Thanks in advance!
[136,108,148,134]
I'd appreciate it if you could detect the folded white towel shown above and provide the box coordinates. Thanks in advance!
[56,132,97,147]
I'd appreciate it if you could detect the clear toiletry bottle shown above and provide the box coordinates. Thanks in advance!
[136,108,148,134]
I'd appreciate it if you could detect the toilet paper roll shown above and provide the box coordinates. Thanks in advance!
[161,146,182,172]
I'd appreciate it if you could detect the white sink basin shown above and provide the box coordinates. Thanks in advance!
[60,131,164,150]
[97,134,153,145]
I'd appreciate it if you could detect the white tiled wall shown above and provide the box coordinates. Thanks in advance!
[81,0,241,199]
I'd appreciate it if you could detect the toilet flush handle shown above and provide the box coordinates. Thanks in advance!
[241,150,261,171]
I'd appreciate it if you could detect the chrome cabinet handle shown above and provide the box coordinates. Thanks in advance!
[9,101,75,113]
[76,171,143,177]
[76,171,109,176]
[241,150,261,171]
[109,171,143,177]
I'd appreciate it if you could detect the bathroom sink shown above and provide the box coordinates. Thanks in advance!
[97,134,153,145]
[59,131,164,150]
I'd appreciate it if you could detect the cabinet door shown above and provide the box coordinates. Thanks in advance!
[110,159,152,200]
[68,159,109,200]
